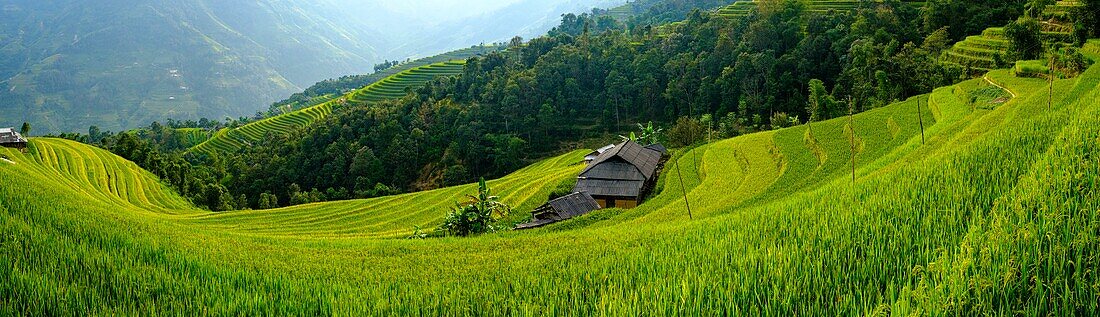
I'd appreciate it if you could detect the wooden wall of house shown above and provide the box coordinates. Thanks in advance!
[595,198,639,209]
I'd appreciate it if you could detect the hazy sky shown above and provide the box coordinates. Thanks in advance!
[337,0,527,25]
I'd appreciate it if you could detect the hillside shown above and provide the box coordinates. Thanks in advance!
[0,0,629,134]
[0,0,391,133]
[942,1,1081,72]
[2,54,1097,314]
[190,60,470,155]
[716,0,928,18]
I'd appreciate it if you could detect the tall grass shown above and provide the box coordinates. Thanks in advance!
[1,54,1098,315]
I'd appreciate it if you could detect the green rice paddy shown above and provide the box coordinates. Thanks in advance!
[1,57,1097,314]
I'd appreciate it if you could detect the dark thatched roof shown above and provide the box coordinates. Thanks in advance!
[0,128,26,144]
[644,143,667,155]
[516,192,601,229]
[573,178,644,198]
[585,144,616,161]
[574,140,664,198]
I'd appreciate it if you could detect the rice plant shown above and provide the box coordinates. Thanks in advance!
[1,43,1098,316]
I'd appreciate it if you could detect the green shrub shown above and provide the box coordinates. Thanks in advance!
[440,178,511,236]
[667,117,704,147]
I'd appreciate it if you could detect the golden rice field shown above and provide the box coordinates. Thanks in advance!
[1,62,1098,314]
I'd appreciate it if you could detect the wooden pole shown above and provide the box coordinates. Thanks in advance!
[675,158,693,220]
[1048,51,1055,111]
[917,98,925,144]
[848,96,856,184]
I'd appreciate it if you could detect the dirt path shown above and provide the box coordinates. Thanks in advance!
[983,76,1017,98]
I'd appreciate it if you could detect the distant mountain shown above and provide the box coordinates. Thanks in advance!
[387,0,628,60]
[0,0,390,133]
[0,0,626,133]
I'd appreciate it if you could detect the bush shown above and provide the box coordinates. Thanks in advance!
[667,117,704,147]
[440,178,511,236]
[1056,47,1090,77]
[770,112,800,130]
[1005,18,1042,61]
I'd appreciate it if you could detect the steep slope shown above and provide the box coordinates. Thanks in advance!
[0,0,627,134]
[190,60,469,155]
[0,0,392,134]
[2,55,1096,314]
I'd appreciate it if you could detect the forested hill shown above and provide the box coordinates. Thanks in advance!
[84,0,1098,212]
[0,0,631,134]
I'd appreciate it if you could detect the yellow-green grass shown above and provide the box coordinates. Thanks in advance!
[606,3,634,20]
[1014,59,1050,78]
[174,128,211,148]
[2,58,1099,314]
[190,61,467,155]
[716,0,928,18]
[347,61,466,104]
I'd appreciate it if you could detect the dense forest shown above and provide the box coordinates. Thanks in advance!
[63,0,1100,211]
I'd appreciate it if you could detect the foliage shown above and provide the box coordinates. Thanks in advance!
[806,79,840,122]
[1055,47,1091,77]
[1075,0,1100,38]
[19,122,30,136]
[3,63,1098,314]
[769,112,800,130]
[1025,0,1056,18]
[149,0,1020,208]
[625,122,664,145]
[1005,17,1044,60]
[257,193,279,210]
[439,178,511,236]
[921,0,1027,41]
[667,117,704,147]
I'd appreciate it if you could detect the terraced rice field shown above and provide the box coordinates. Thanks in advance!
[606,3,635,20]
[174,128,211,148]
[190,61,468,155]
[4,56,1097,314]
[942,1,1079,72]
[347,60,466,104]
[716,0,927,18]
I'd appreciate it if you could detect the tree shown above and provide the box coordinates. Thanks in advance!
[1075,0,1100,38]
[806,79,837,124]
[440,178,511,236]
[1005,18,1043,61]
[236,194,248,210]
[621,122,663,145]
[258,193,279,209]
[770,112,799,130]
[204,184,234,212]
[667,117,704,147]
[1025,0,1055,18]
[20,122,30,136]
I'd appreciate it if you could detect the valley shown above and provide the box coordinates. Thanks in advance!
[1,0,1099,314]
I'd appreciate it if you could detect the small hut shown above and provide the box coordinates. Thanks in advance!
[0,128,27,151]
[516,192,601,229]
[573,140,666,209]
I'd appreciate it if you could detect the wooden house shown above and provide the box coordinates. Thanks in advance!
[573,140,666,209]
[584,144,616,165]
[515,192,602,229]
[0,128,27,151]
